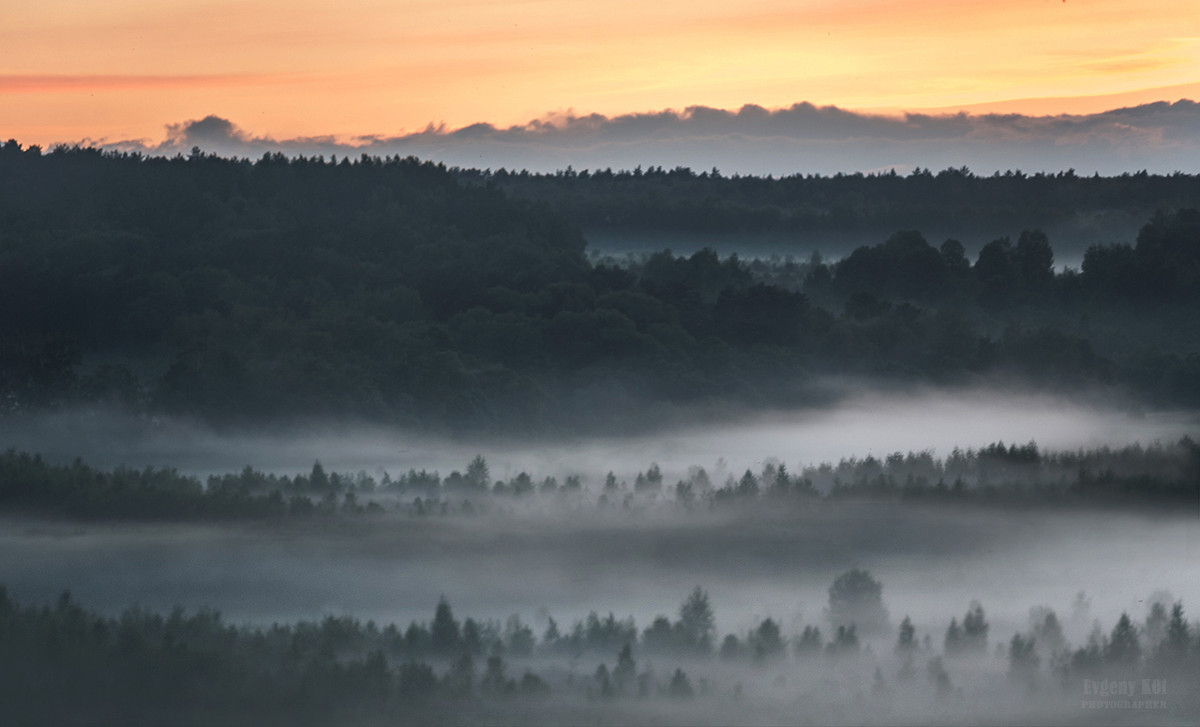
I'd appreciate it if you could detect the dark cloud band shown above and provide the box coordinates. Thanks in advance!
[103,100,1200,175]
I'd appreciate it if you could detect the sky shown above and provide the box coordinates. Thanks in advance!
[3,0,1198,172]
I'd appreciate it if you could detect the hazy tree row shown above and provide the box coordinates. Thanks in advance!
[0,438,1194,521]
[3,573,1197,724]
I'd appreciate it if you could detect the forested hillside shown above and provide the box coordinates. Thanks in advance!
[459,164,1200,244]
[1,142,1198,432]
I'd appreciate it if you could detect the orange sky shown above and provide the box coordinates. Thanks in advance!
[2,0,1198,147]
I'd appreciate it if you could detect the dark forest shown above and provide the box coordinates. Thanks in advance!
[3,143,1199,434]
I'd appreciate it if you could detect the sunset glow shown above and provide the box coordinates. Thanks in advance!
[3,0,1198,147]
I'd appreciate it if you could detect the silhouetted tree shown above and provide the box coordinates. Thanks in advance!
[1016,229,1054,289]
[668,668,694,698]
[1145,600,1170,648]
[795,625,822,657]
[944,618,964,656]
[896,616,916,655]
[962,602,989,653]
[431,597,461,655]
[940,239,971,277]
[1029,607,1066,655]
[613,643,636,692]
[504,615,534,657]
[1105,612,1141,667]
[826,624,860,656]
[750,618,785,663]
[827,569,890,636]
[720,634,745,661]
[466,455,489,491]
[678,586,715,653]
[1158,602,1190,665]
[462,617,483,656]
[642,615,676,654]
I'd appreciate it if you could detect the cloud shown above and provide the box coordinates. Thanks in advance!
[102,100,1200,176]
[166,115,242,146]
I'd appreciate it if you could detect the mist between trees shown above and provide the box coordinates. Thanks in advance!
[2,572,1197,726]
[0,437,1195,522]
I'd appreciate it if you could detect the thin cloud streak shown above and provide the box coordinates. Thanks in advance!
[0,73,300,94]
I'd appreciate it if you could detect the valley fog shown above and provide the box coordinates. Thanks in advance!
[0,387,1193,484]
[2,504,1195,646]
[1,386,1195,725]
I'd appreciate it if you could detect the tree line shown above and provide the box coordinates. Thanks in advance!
[2,573,1196,724]
[0,438,1194,521]
[457,164,1200,238]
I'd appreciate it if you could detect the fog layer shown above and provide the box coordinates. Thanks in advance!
[1,387,1191,483]
[1,505,1194,650]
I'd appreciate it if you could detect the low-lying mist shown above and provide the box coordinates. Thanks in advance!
[2,502,1197,724]
[0,385,1192,484]
[583,215,1135,270]
[2,502,1195,643]
[1,383,1195,724]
